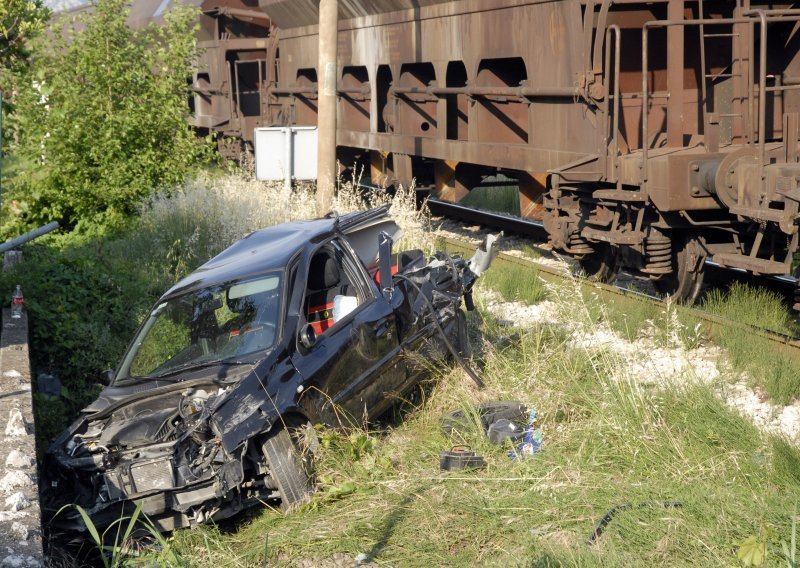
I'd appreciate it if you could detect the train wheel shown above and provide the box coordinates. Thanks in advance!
[578,243,620,284]
[653,235,705,304]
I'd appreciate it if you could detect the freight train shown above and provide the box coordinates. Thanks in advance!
[69,0,800,304]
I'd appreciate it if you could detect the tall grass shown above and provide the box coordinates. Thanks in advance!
[476,263,549,305]
[460,185,521,216]
[29,171,800,565]
[151,180,800,565]
[168,293,800,566]
[703,283,800,404]
[703,282,798,336]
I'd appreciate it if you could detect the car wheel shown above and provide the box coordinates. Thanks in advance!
[262,426,313,511]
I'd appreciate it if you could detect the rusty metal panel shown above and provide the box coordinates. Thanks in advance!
[647,152,724,211]
[258,0,454,30]
[275,0,592,165]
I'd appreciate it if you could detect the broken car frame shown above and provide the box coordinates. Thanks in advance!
[43,207,498,535]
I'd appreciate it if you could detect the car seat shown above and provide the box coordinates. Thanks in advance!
[305,251,350,335]
[305,253,345,335]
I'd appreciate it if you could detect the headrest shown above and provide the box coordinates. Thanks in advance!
[308,254,340,290]
[227,296,254,314]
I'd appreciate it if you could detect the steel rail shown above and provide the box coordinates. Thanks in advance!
[444,237,800,358]
[427,199,547,238]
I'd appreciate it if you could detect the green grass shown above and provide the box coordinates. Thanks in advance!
[17,173,800,566]
[476,263,549,305]
[168,308,800,567]
[703,282,799,336]
[460,184,521,216]
[701,283,800,405]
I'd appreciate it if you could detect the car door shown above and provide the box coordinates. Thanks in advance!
[292,238,405,425]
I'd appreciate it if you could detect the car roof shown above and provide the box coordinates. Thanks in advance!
[160,206,392,300]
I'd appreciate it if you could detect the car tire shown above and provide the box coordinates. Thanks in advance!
[262,426,313,511]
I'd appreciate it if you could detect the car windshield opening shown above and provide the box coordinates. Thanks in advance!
[119,273,282,381]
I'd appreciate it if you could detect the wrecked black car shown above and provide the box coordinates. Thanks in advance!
[43,206,497,533]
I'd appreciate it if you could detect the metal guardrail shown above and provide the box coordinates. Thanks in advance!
[0,222,60,254]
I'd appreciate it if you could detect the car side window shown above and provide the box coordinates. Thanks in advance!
[304,240,370,336]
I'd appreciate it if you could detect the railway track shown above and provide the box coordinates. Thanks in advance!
[429,197,799,310]
[444,237,800,359]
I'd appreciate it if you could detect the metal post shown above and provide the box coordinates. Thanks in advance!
[316,0,338,215]
[0,222,60,254]
[284,127,293,193]
[666,0,684,147]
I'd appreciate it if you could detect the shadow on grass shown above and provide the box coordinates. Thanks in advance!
[367,492,416,560]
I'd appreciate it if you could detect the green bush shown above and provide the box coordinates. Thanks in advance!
[0,238,159,452]
[4,0,213,234]
[0,0,48,76]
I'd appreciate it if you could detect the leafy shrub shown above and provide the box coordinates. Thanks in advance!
[4,0,213,234]
[0,240,157,452]
[0,0,48,75]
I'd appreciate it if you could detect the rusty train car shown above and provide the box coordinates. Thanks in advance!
[186,0,800,302]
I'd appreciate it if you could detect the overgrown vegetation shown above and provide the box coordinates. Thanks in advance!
[702,283,800,405]
[3,0,213,234]
[6,170,800,565]
[0,0,48,77]
[162,290,800,567]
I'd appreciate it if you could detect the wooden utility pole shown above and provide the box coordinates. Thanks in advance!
[316,0,338,215]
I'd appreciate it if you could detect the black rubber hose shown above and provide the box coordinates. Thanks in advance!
[587,501,683,544]
[391,272,485,389]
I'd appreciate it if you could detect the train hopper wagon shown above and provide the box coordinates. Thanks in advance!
[232,0,800,305]
[58,0,800,303]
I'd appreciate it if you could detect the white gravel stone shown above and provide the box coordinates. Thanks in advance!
[0,554,40,567]
[4,452,33,469]
[9,523,27,542]
[0,470,33,495]
[2,370,22,379]
[4,410,28,437]
[0,511,25,522]
[0,473,32,495]
[3,492,31,512]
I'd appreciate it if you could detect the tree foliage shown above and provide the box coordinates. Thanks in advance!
[0,0,49,77]
[5,0,212,233]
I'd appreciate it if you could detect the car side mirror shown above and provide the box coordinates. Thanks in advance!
[99,369,115,386]
[299,323,317,350]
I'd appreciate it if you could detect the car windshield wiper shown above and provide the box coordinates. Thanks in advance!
[138,358,247,381]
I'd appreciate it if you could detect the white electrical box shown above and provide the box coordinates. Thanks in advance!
[254,126,318,183]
